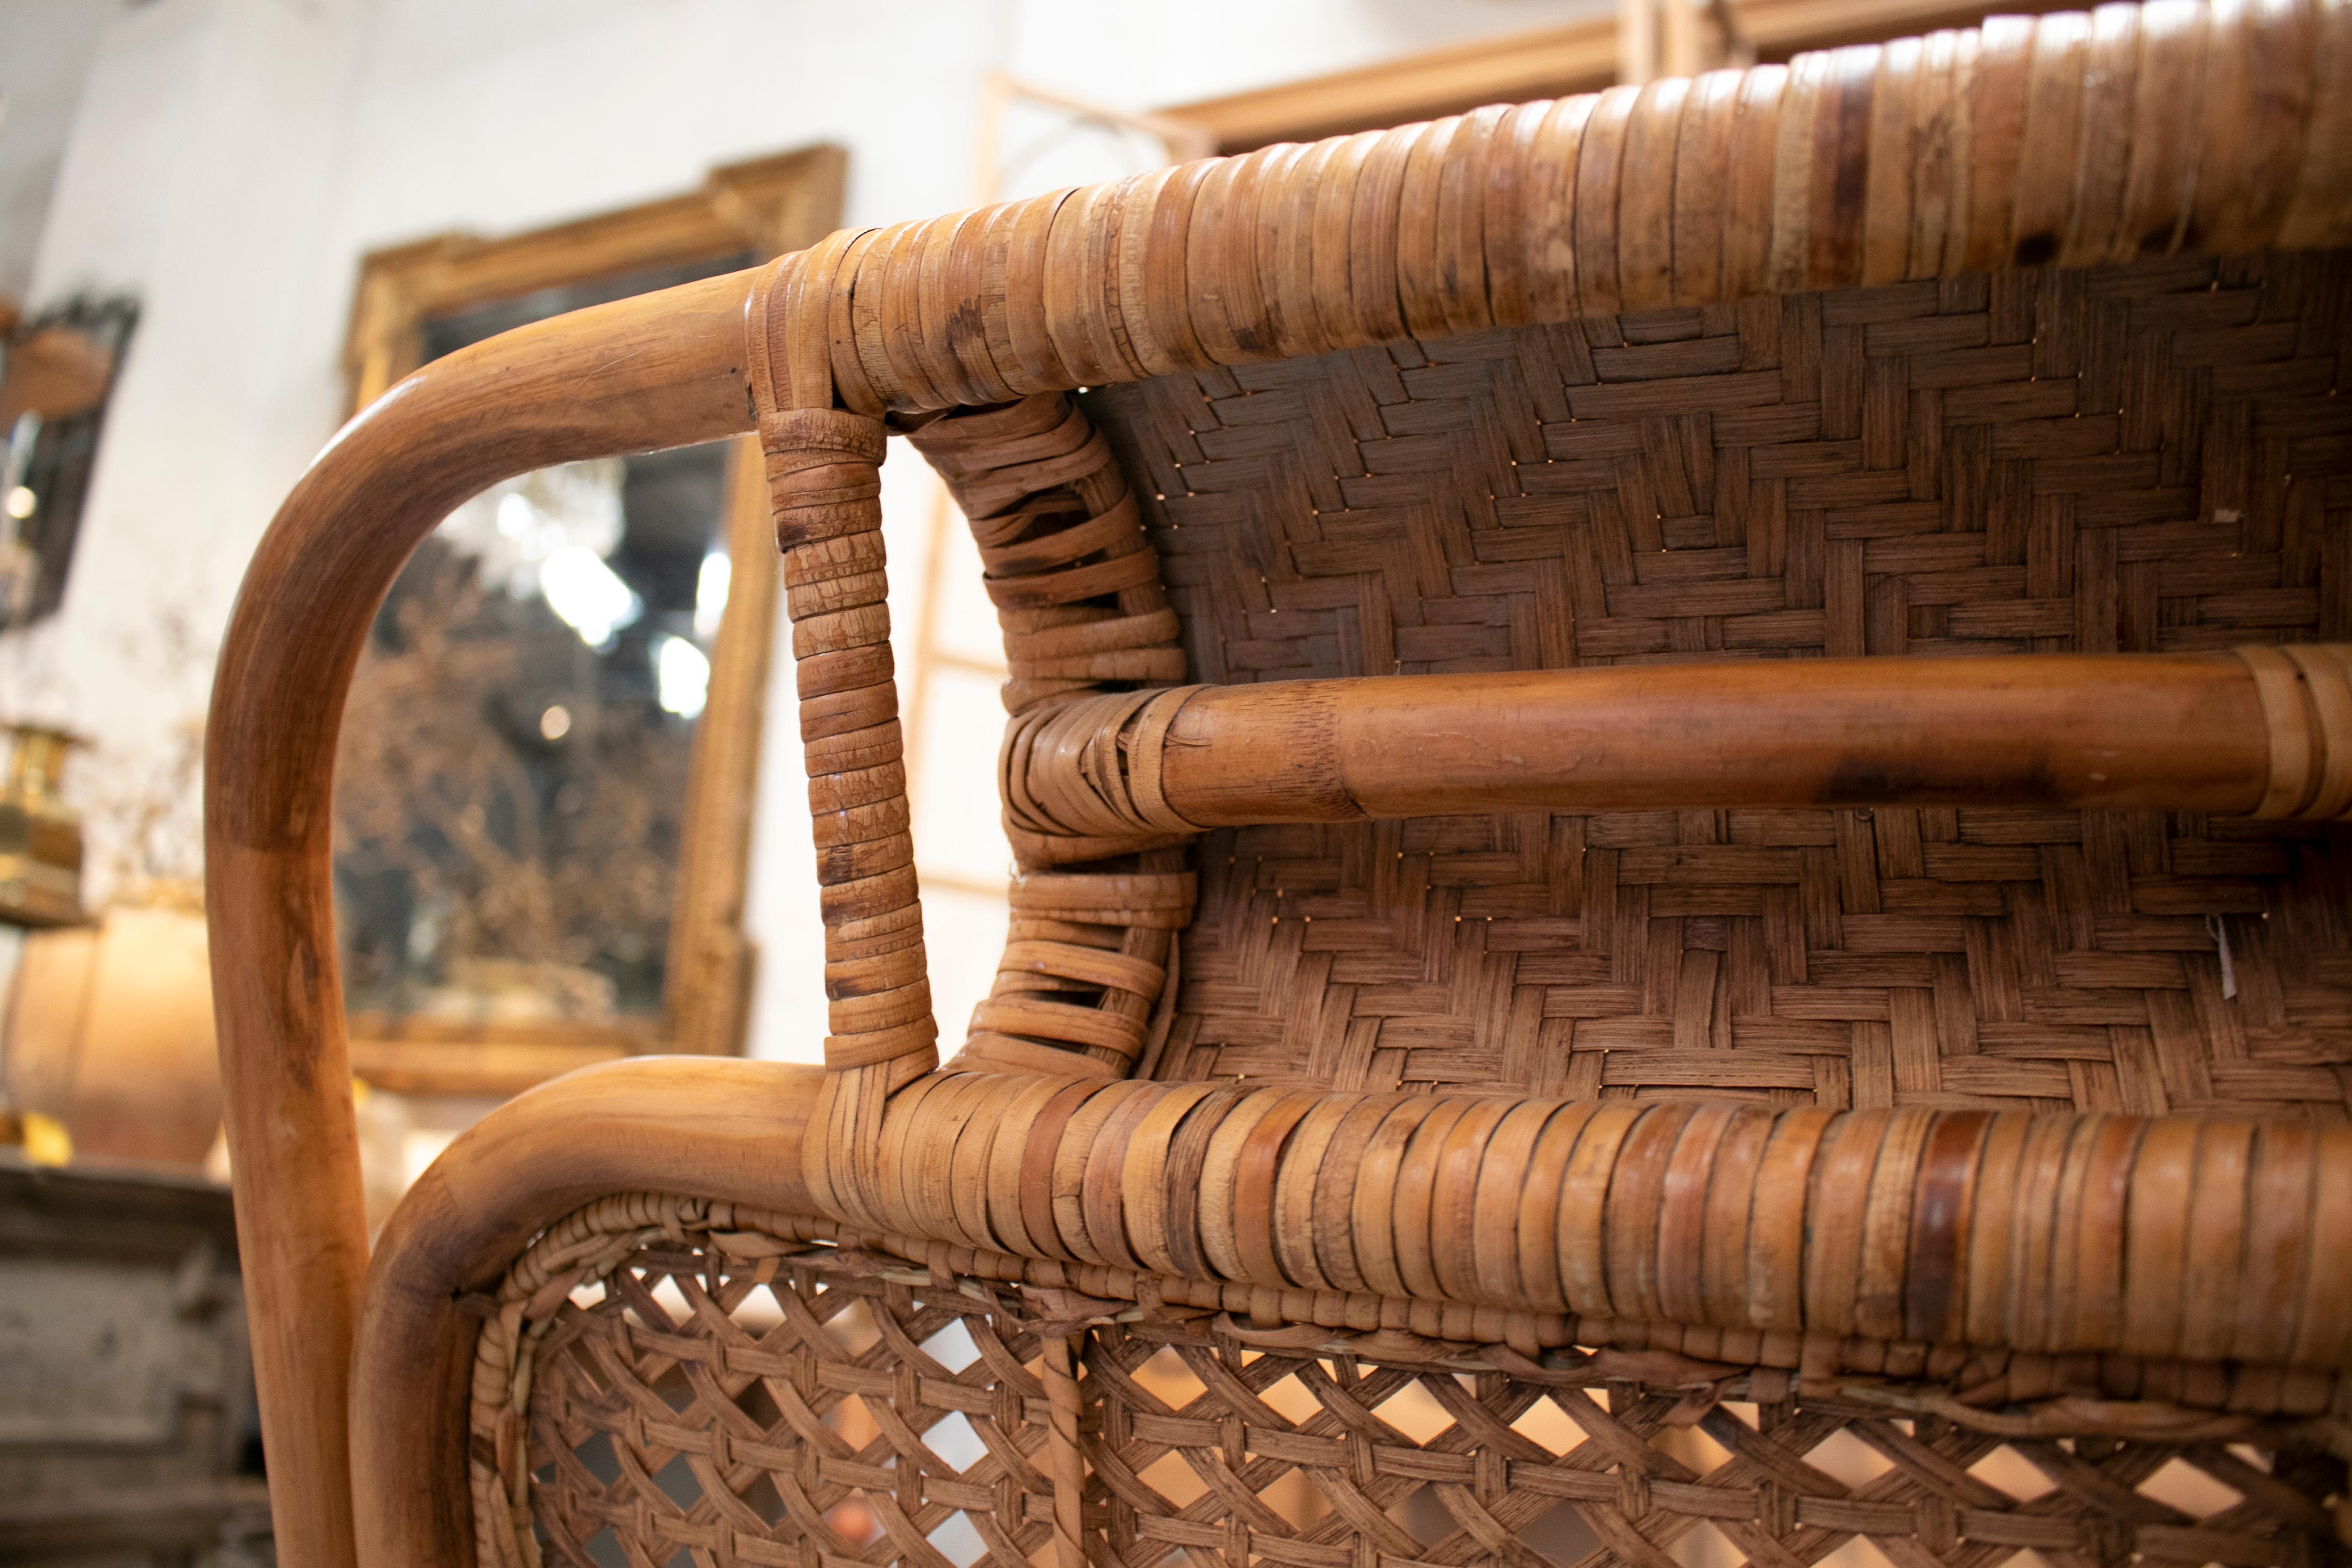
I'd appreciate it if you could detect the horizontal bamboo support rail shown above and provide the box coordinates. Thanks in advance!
[1007,648,2352,835]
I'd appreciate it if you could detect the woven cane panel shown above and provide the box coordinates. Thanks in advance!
[1083,252,2352,1114]
[1088,1316,2345,1568]
[486,1207,2347,1568]
[515,1232,1060,1568]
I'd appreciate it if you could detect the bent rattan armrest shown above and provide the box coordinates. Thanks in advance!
[206,274,762,1567]
[209,3,2352,1564]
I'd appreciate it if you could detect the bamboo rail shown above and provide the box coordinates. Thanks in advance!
[1003,648,2352,832]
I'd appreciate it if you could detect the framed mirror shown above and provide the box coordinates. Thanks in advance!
[333,147,843,1096]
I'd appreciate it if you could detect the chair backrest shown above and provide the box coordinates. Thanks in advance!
[740,0,2352,1131]
[1080,248,2352,1114]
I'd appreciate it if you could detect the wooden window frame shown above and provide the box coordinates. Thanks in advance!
[1159,0,2078,152]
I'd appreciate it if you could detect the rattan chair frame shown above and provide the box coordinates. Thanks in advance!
[203,4,2352,1566]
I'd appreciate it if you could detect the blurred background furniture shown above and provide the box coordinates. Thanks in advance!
[0,1155,267,1567]
[5,885,215,1167]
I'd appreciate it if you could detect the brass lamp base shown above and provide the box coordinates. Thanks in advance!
[0,724,84,928]
[0,854,84,927]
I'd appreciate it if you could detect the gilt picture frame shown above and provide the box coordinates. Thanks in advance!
[335,146,844,1096]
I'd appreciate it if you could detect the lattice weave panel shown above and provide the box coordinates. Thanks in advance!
[480,1206,2346,1568]
[1088,1317,2347,1568]
[474,1202,1062,1568]
[1082,253,2352,1113]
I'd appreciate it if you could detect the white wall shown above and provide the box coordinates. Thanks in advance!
[11,0,1606,1069]
[0,0,117,299]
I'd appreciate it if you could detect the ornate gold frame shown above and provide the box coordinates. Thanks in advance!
[1157,0,2078,149]
[335,146,844,1095]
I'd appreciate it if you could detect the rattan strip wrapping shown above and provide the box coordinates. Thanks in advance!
[810,1068,2352,1387]
[474,1197,2348,1568]
[752,396,942,1219]
[908,397,1187,725]
[763,408,935,1078]
[903,396,1201,1083]
[1002,687,1206,842]
[2244,643,2352,820]
[767,0,2350,421]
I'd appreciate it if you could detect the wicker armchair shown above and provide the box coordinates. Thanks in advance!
[207,4,2352,1565]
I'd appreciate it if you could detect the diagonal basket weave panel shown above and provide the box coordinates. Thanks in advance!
[1076,251,2352,1113]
